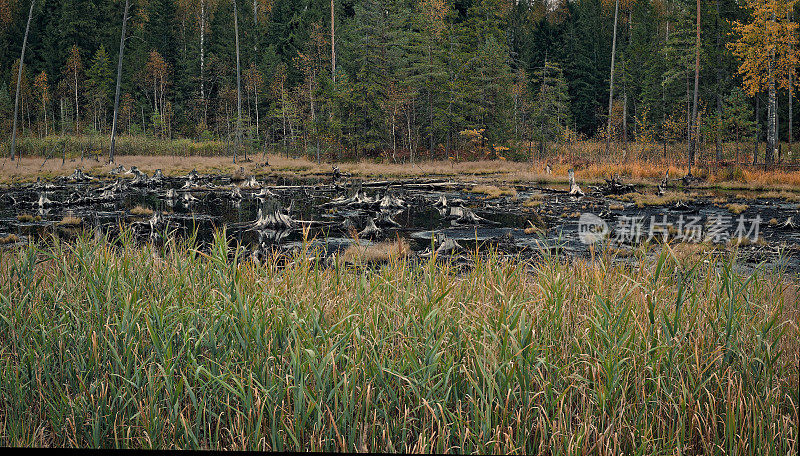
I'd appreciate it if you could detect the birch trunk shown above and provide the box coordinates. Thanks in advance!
[765,10,777,166]
[11,0,36,161]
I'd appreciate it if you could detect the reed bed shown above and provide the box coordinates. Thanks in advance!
[0,232,797,452]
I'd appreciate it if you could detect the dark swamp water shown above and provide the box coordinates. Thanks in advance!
[1,168,799,273]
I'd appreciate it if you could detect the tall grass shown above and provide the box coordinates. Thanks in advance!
[0,232,797,452]
[2,134,227,158]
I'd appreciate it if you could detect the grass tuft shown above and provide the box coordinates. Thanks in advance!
[130,205,154,216]
[56,216,82,226]
[0,234,20,244]
[725,202,749,214]
[469,184,517,198]
[16,214,42,222]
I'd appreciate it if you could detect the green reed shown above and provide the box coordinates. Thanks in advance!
[0,231,797,453]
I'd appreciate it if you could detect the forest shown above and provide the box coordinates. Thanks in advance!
[0,0,798,164]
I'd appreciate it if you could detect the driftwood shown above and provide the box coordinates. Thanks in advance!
[379,192,406,209]
[67,168,95,183]
[254,187,278,199]
[229,186,243,200]
[358,218,381,238]
[596,173,635,195]
[452,208,500,226]
[254,200,295,230]
[779,216,797,230]
[109,165,126,175]
[151,169,165,184]
[568,169,584,197]
[375,211,401,228]
[240,176,260,189]
[657,170,669,196]
[35,192,58,208]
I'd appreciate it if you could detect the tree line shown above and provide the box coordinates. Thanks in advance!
[0,0,798,164]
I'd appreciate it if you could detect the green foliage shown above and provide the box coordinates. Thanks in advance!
[722,87,756,142]
[85,45,112,123]
[0,0,796,159]
[530,60,571,149]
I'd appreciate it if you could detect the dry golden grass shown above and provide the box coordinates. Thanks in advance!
[728,235,767,247]
[130,205,154,216]
[670,242,714,264]
[522,192,545,208]
[469,184,517,198]
[3,139,800,193]
[522,199,542,208]
[56,216,82,226]
[0,234,20,244]
[341,239,409,263]
[16,214,41,222]
[725,203,749,214]
[614,192,689,208]
[761,190,800,202]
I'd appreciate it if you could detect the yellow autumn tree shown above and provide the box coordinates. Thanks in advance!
[728,0,799,164]
[33,70,49,136]
[63,45,82,134]
[144,50,171,137]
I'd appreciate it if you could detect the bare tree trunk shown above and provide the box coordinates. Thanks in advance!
[331,0,336,87]
[622,10,631,160]
[10,0,36,161]
[689,0,700,175]
[790,66,794,161]
[109,0,130,163]
[715,0,722,164]
[254,86,259,140]
[74,67,80,135]
[754,95,760,165]
[233,0,242,163]
[605,0,619,157]
[200,0,207,126]
[42,98,47,136]
[789,10,794,161]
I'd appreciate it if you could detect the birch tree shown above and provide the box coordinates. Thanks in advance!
[9,0,36,161]
[729,0,799,166]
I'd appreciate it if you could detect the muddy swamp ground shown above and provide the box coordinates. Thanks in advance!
[1,159,799,274]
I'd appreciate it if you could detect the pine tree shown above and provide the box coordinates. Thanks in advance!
[530,60,571,159]
[722,86,756,163]
[86,45,113,131]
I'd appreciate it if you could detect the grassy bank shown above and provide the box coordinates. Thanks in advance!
[2,135,228,158]
[3,135,800,190]
[0,233,797,452]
